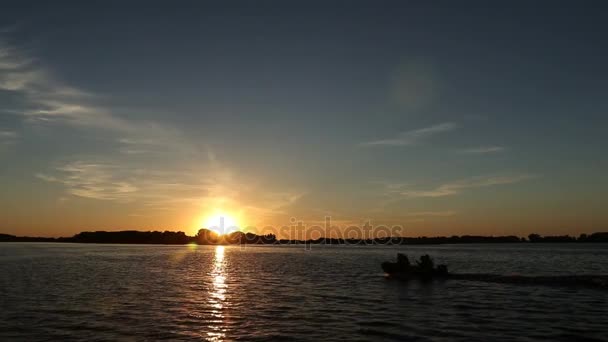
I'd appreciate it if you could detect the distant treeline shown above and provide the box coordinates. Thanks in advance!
[1,231,608,245]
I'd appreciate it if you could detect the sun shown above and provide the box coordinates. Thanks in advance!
[202,213,240,235]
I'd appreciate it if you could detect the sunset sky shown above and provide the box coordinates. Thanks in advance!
[1,1,607,238]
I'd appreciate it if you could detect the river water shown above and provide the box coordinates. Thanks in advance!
[1,243,607,341]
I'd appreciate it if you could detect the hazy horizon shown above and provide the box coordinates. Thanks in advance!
[1,1,607,238]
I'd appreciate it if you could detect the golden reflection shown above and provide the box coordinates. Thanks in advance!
[207,245,227,342]
[170,243,197,264]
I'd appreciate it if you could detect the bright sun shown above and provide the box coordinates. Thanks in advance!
[202,213,240,235]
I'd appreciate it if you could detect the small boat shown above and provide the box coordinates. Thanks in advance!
[382,254,608,289]
[381,253,448,280]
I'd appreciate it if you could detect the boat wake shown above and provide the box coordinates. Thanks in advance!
[381,253,608,290]
[449,273,608,290]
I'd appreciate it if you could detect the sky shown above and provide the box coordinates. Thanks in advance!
[1,1,607,238]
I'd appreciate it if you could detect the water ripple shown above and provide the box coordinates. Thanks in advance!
[1,243,607,341]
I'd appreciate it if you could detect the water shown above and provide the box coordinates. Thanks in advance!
[1,243,607,341]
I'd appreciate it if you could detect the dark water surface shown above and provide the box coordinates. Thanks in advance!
[1,243,607,341]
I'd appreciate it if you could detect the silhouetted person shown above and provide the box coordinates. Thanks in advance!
[417,255,434,273]
[397,253,410,271]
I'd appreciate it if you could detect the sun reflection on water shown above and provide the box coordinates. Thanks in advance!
[207,245,227,342]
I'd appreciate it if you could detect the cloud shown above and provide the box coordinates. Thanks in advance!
[398,174,537,198]
[0,41,34,68]
[0,130,17,139]
[0,40,181,141]
[2,39,303,227]
[2,39,199,161]
[36,157,303,226]
[37,163,140,202]
[458,146,506,154]
[361,122,457,147]
[0,43,93,122]
[116,137,185,155]
[0,130,18,145]
[36,161,220,203]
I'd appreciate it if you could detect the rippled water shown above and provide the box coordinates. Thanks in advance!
[1,243,607,341]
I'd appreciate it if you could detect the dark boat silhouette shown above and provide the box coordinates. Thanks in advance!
[382,253,608,289]
[381,253,448,280]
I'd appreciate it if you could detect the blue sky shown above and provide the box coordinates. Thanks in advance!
[1,1,607,237]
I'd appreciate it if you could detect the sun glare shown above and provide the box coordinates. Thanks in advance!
[203,213,240,235]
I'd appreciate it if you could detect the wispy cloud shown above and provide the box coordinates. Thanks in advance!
[2,40,198,161]
[458,146,506,154]
[3,39,304,227]
[0,40,182,143]
[361,122,457,147]
[0,130,18,145]
[0,130,17,139]
[36,157,303,225]
[36,160,222,203]
[0,45,31,70]
[0,42,95,123]
[2,43,274,223]
[397,174,537,198]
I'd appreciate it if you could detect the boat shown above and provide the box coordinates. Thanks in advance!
[381,253,448,280]
[382,254,608,289]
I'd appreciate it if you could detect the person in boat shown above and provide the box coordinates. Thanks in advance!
[397,253,410,271]
[382,253,449,277]
[417,254,434,273]
[382,253,409,274]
